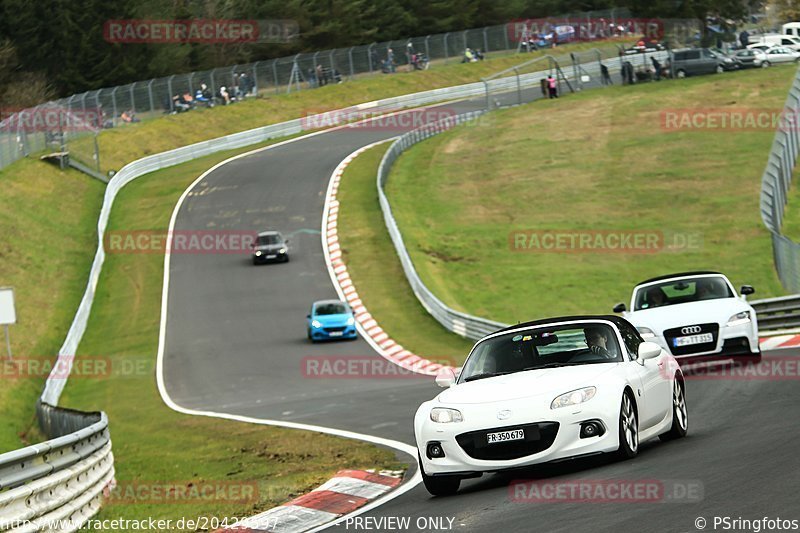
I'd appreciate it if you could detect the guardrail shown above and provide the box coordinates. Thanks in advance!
[751,294,800,330]
[0,407,113,532]
[760,67,800,292]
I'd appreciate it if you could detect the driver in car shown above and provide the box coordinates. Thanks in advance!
[584,327,617,359]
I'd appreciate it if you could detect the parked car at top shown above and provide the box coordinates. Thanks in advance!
[307,299,357,341]
[613,271,759,363]
[252,230,289,264]
[747,33,800,51]
[668,48,729,77]
[761,46,800,65]
[733,48,768,68]
[414,316,686,496]
[746,43,772,53]
[710,48,742,70]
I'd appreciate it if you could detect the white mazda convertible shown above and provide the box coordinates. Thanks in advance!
[612,271,759,362]
[414,316,686,496]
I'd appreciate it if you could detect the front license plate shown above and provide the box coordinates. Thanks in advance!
[265,254,277,259]
[674,333,713,347]
[487,429,524,444]
[329,331,343,337]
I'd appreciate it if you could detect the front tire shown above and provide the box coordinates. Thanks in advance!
[715,65,724,74]
[762,61,771,68]
[419,455,460,496]
[676,69,687,79]
[660,378,688,441]
[616,391,639,459]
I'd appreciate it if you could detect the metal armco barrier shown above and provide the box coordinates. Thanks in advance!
[751,294,800,330]
[0,409,113,532]
[760,67,800,292]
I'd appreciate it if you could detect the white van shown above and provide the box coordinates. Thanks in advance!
[783,22,800,38]
[749,33,800,51]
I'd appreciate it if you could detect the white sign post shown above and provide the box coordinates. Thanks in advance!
[0,287,17,360]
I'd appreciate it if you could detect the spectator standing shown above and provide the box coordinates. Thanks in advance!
[651,57,662,81]
[547,75,558,98]
[387,48,395,73]
[739,30,749,48]
[600,63,613,85]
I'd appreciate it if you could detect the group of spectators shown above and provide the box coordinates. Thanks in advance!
[462,47,485,63]
[167,72,255,114]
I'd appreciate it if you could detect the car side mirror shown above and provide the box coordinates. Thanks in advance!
[740,285,755,296]
[306,314,311,319]
[435,368,456,388]
[613,302,627,313]
[638,341,662,361]
[285,239,290,244]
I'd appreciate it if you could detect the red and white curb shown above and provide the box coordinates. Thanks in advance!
[321,141,456,377]
[759,334,800,351]
[218,470,402,533]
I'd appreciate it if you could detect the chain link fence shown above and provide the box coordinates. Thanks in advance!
[0,9,643,174]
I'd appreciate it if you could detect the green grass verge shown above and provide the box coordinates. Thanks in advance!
[386,67,794,325]
[336,143,475,366]
[66,40,623,174]
[0,160,105,452]
[57,140,402,529]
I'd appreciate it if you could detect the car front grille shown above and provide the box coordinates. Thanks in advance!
[324,326,347,333]
[663,322,719,356]
[456,422,559,461]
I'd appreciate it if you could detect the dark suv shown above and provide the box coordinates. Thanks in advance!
[669,48,729,77]
[252,230,290,264]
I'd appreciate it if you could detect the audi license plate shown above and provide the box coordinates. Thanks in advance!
[487,429,524,444]
[674,333,713,347]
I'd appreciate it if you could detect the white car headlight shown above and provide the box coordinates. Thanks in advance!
[279,248,287,254]
[255,250,262,256]
[727,311,751,327]
[551,386,596,410]
[637,327,656,339]
[346,317,355,326]
[311,320,323,328]
[430,408,463,423]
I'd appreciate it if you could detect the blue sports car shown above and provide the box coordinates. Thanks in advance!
[307,300,358,341]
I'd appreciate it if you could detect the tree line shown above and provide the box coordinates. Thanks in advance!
[0,0,770,108]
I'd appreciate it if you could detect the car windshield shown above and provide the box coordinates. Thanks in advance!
[257,234,282,246]
[459,323,623,383]
[634,276,733,311]
[315,302,348,315]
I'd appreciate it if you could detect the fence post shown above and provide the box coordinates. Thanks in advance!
[147,80,155,113]
[514,67,521,105]
[110,87,118,124]
[272,61,280,94]
[188,72,195,97]
[252,62,260,95]
[347,47,355,78]
[444,33,450,63]
[368,43,375,74]
[424,35,430,60]
[129,83,136,113]
[210,69,217,98]
[482,79,490,110]
[166,76,174,113]
[483,27,489,53]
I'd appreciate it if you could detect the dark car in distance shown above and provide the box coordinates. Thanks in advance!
[252,230,289,264]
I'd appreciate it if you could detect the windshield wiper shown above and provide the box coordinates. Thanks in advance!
[463,371,511,382]
[523,362,584,370]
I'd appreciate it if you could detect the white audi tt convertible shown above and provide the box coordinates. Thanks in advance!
[414,316,686,496]
[612,271,759,362]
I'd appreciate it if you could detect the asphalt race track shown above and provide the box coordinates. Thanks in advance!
[162,98,800,532]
